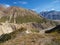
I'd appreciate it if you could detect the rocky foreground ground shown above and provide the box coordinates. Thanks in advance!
[0,32,60,45]
[0,22,60,45]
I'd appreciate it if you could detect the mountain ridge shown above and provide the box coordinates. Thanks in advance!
[40,10,60,20]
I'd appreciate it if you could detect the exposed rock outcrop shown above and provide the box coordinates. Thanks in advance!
[0,22,15,36]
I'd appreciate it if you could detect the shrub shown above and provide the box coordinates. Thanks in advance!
[0,34,11,43]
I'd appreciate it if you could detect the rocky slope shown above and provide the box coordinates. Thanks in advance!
[0,27,60,45]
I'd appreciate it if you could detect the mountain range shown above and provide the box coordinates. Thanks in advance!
[40,10,60,20]
[0,5,57,25]
[0,5,58,35]
[0,5,60,45]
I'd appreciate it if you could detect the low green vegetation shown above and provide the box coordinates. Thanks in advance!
[0,16,9,22]
[0,15,42,23]
[13,15,43,23]
[31,29,39,33]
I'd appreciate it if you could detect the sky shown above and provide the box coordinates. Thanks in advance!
[0,0,60,13]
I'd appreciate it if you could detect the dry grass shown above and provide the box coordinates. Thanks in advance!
[0,32,60,45]
[0,27,60,45]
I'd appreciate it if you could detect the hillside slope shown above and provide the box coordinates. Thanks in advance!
[0,5,60,45]
[0,6,43,23]
[0,6,58,35]
[0,6,57,25]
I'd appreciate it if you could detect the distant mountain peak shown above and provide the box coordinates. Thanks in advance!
[49,10,56,12]
[40,10,60,20]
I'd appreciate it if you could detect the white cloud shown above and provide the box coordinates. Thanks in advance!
[5,4,10,7]
[32,8,39,11]
[13,1,28,5]
[19,1,28,4]
[13,2,17,4]
[52,0,60,4]
[51,8,55,10]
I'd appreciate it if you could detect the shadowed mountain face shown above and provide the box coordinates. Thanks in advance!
[45,25,60,33]
[40,10,60,20]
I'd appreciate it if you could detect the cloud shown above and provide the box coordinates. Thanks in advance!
[13,2,17,4]
[51,8,55,10]
[0,4,10,8]
[52,0,60,4]
[13,1,28,5]
[32,8,40,11]
[19,1,28,4]
[4,4,10,7]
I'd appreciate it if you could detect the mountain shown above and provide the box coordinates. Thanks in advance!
[0,6,44,23]
[0,5,58,33]
[0,5,6,11]
[40,10,60,20]
[0,6,57,25]
[0,6,57,35]
[0,5,60,45]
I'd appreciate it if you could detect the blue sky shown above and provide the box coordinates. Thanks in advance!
[0,0,60,12]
